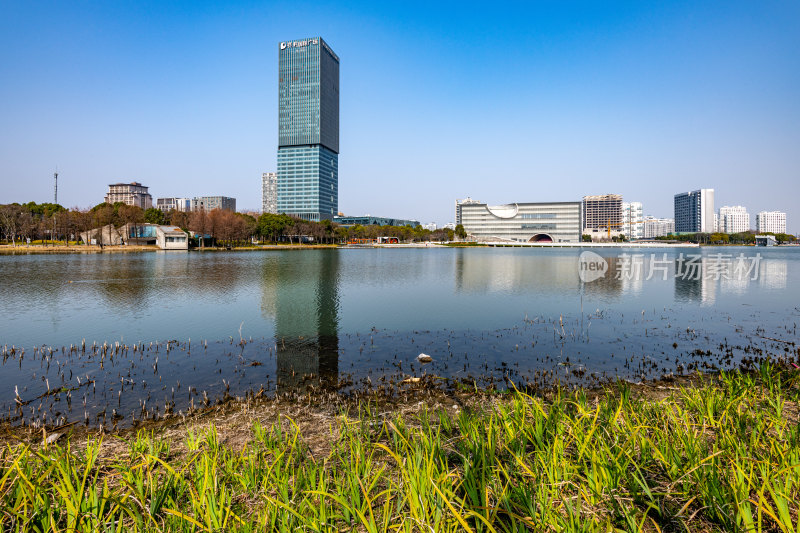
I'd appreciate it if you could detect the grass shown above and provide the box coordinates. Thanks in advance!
[0,362,798,531]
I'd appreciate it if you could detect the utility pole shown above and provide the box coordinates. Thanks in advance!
[53,171,58,246]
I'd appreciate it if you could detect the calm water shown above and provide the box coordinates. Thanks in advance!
[0,247,798,427]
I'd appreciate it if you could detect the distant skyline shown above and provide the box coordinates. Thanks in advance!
[1,1,798,231]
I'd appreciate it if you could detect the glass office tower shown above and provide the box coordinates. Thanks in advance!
[277,37,340,221]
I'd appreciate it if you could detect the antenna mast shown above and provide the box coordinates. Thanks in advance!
[54,171,58,205]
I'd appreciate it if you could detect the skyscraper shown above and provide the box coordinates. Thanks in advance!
[674,189,714,233]
[277,37,340,222]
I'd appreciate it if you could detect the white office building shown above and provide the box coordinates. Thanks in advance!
[422,222,438,231]
[642,217,675,239]
[456,198,582,243]
[262,172,277,214]
[718,206,750,234]
[621,202,644,240]
[156,197,191,212]
[756,211,786,234]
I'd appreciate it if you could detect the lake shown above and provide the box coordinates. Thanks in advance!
[0,246,798,427]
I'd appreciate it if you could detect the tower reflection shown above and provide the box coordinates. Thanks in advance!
[262,250,340,393]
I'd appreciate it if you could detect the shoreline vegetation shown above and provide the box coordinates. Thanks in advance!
[1,363,798,531]
[3,240,792,254]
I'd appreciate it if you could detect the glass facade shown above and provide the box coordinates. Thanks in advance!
[277,37,339,221]
[277,146,338,219]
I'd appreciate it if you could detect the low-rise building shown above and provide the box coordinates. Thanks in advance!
[422,222,438,231]
[456,199,582,243]
[80,223,188,250]
[755,234,778,246]
[155,226,190,250]
[105,182,152,209]
[333,215,420,227]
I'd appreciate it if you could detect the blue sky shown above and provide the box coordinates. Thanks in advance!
[1,1,798,230]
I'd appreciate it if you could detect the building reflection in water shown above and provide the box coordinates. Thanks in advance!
[455,249,581,293]
[261,251,340,393]
[759,259,788,290]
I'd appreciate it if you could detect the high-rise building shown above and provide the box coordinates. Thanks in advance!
[756,211,786,234]
[718,206,750,234]
[191,196,236,212]
[674,189,714,233]
[642,216,675,239]
[105,182,152,209]
[621,202,644,240]
[156,197,191,212]
[262,172,277,214]
[277,37,339,222]
[582,194,623,234]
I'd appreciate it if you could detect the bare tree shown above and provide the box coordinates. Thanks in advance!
[0,205,21,246]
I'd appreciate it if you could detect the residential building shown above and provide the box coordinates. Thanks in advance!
[621,202,644,240]
[422,222,438,231]
[333,215,420,227]
[583,194,623,235]
[674,189,714,233]
[105,182,152,209]
[456,199,582,243]
[191,196,236,212]
[443,223,456,230]
[277,37,340,222]
[756,211,787,234]
[642,217,675,239]
[718,206,750,234]
[262,172,277,214]
[156,197,191,212]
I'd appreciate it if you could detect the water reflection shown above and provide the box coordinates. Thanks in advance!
[262,251,340,391]
[454,250,581,293]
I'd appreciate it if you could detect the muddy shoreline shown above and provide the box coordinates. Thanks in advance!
[0,368,749,454]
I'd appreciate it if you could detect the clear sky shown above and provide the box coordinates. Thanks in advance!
[1,1,798,230]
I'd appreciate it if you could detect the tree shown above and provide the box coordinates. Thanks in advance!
[0,205,22,246]
[144,208,166,225]
[454,224,467,240]
[189,210,210,248]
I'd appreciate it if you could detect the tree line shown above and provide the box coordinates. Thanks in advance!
[655,231,797,244]
[0,202,458,246]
